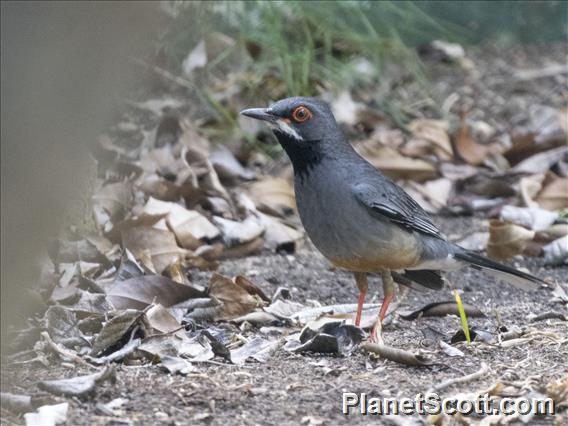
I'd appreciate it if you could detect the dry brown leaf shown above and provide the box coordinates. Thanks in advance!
[218,237,264,259]
[247,177,296,217]
[407,118,453,160]
[210,145,255,182]
[142,197,219,249]
[356,144,437,182]
[402,178,453,213]
[107,275,204,310]
[121,226,187,273]
[145,304,184,335]
[212,214,265,247]
[260,213,303,253]
[208,273,262,320]
[91,182,133,232]
[512,146,568,174]
[487,219,536,260]
[535,175,568,210]
[519,173,546,208]
[455,120,501,165]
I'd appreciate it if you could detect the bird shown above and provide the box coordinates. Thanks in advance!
[241,97,546,340]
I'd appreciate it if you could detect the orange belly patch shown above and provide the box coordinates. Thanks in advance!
[327,233,422,272]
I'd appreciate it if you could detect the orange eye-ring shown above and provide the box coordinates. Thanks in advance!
[292,106,312,123]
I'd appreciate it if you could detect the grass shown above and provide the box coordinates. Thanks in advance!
[159,1,450,121]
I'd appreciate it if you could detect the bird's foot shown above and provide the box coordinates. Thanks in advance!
[368,319,383,344]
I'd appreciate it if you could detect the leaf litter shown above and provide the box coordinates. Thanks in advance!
[2,32,567,426]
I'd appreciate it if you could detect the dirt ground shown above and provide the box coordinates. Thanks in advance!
[1,43,567,425]
[2,217,567,426]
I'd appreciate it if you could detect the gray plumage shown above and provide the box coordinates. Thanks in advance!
[241,97,544,292]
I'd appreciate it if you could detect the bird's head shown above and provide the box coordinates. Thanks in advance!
[241,97,339,145]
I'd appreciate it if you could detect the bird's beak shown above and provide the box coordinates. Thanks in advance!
[240,107,277,123]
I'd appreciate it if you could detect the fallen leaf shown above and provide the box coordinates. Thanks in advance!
[399,301,485,320]
[213,214,265,247]
[519,173,546,207]
[91,182,133,233]
[487,219,536,260]
[182,39,207,75]
[1,393,33,414]
[454,231,489,252]
[145,304,184,335]
[160,355,195,375]
[208,273,262,320]
[210,145,255,182]
[121,226,188,273]
[260,213,303,253]
[24,403,68,426]
[247,177,296,217]
[107,275,204,310]
[535,175,568,210]
[361,342,433,366]
[542,236,568,266]
[455,119,501,165]
[500,205,559,231]
[90,309,144,357]
[512,146,568,174]
[407,119,453,160]
[439,341,464,357]
[230,337,278,365]
[291,321,364,355]
[356,144,438,182]
[38,365,115,397]
[142,197,219,249]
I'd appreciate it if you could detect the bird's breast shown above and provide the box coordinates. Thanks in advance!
[294,166,422,272]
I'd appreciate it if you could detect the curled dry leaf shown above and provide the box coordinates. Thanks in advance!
[145,304,184,335]
[455,119,501,165]
[1,392,33,414]
[213,214,265,247]
[260,213,303,253]
[500,205,558,231]
[121,226,188,273]
[519,173,546,208]
[38,365,115,398]
[512,146,568,174]
[208,273,263,320]
[210,145,255,182]
[361,342,433,366]
[90,309,144,356]
[91,182,133,232]
[542,236,568,266]
[247,177,296,217]
[535,175,568,211]
[399,301,485,320]
[487,219,536,260]
[356,144,438,182]
[143,197,219,249]
[107,275,204,310]
[24,403,68,426]
[406,118,453,161]
[402,178,453,214]
[230,337,278,365]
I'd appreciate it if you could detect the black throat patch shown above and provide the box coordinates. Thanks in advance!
[275,132,324,181]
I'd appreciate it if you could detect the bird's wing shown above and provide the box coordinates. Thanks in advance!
[352,181,446,240]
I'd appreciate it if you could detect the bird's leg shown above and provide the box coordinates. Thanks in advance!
[370,270,396,342]
[354,272,368,327]
[379,270,396,322]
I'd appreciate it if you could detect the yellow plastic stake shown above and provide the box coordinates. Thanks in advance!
[453,289,471,344]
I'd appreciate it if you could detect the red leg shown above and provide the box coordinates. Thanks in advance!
[354,272,368,327]
[378,292,394,322]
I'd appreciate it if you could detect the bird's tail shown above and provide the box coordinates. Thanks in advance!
[454,250,545,291]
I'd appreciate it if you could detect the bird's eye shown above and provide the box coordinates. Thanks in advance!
[292,106,312,123]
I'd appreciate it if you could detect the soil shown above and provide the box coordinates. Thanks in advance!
[1,43,567,426]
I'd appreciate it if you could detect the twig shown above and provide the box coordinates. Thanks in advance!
[40,331,90,366]
[429,362,489,392]
[361,342,433,367]
[513,64,568,81]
